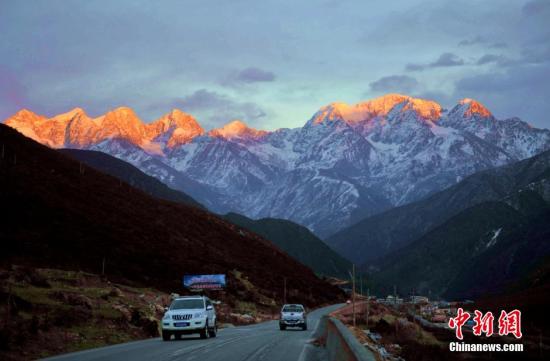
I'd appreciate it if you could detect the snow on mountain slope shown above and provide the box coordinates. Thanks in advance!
[4,94,550,237]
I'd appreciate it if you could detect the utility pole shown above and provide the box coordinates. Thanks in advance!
[5,284,12,327]
[412,287,416,328]
[366,288,370,329]
[283,277,287,304]
[360,275,363,297]
[349,265,356,327]
[394,285,397,306]
[101,257,106,276]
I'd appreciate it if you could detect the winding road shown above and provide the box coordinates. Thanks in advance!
[44,304,343,361]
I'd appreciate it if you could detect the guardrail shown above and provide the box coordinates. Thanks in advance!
[313,315,376,361]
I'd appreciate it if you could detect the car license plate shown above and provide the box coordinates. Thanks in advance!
[174,322,190,327]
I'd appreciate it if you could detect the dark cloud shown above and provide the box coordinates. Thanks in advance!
[519,0,550,62]
[405,63,426,72]
[476,54,513,66]
[432,53,465,67]
[220,67,276,87]
[458,36,508,49]
[522,0,550,16]
[458,35,487,47]
[456,63,549,94]
[173,89,266,127]
[521,46,550,64]
[406,52,465,71]
[369,75,419,93]
[236,67,276,83]
[489,42,508,49]
[178,89,229,110]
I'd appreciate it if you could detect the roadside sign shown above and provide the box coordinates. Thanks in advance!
[183,274,226,291]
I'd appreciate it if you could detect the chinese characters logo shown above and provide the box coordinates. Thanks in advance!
[448,308,522,340]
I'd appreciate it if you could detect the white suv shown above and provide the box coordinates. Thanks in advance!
[279,304,307,331]
[161,296,217,341]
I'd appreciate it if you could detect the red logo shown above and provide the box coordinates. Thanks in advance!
[448,308,470,340]
[449,308,522,340]
[498,310,522,339]
[472,310,494,337]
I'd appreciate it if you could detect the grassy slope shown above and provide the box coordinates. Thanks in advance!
[0,266,167,361]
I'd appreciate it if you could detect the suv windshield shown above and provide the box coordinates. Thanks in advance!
[283,305,304,312]
[170,299,204,310]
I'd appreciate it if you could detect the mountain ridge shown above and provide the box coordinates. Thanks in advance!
[328,149,550,264]
[369,181,550,301]
[5,94,550,237]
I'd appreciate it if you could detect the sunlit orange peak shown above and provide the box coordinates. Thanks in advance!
[459,98,492,118]
[13,108,41,119]
[317,94,441,124]
[209,120,267,139]
[52,107,87,120]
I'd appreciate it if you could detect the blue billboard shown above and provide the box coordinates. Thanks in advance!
[183,274,226,290]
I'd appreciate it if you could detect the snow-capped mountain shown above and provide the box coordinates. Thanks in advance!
[5,94,550,237]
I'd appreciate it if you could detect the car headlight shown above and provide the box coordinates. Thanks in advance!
[163,313,170,320]
[194,312,206,318]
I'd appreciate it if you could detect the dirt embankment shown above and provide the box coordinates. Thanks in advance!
[0,266,284,361]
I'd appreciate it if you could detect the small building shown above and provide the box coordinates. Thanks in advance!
[410,295,429,304]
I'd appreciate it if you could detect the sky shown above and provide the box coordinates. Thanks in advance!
[1,0,549,130]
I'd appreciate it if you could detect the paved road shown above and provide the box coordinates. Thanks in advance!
[44,304,343,361]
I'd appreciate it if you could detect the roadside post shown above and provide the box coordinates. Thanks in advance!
[366,288,370,328]
[348,265,356,327]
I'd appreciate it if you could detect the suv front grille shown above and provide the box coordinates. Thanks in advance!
[172,314,192,320]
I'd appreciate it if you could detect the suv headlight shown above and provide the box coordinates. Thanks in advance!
[163,313,170,320]
[194,311,206,318]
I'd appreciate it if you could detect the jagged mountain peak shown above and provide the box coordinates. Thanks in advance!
[208,119,268,140]
[8,108,44,122]
[461,98,492,118]
[65,107,86,115]
[93,107,146,146]
[360,93,412,115]
[101,107,143,127]
[148,109,204,148]
[309,93,442,126]
[450,98,493,119]
[51,107,88,121]
[105,106,139,118]
[152,109,202,129]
